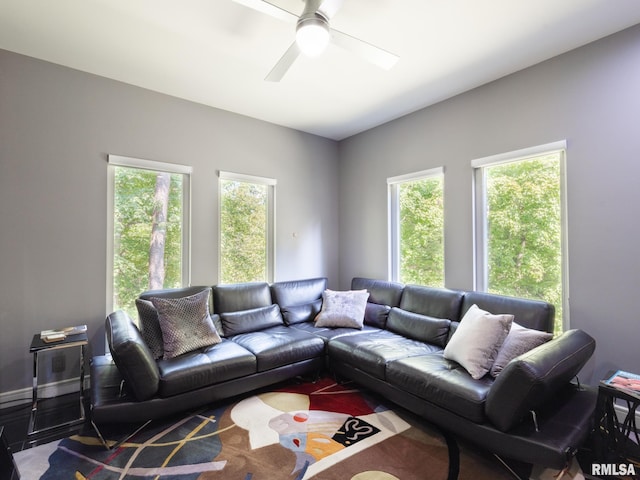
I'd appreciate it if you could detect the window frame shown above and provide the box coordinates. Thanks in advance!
[471,140,569,330]
[106,154,192,315]
[218,170,277,284]
[387,167,445,284]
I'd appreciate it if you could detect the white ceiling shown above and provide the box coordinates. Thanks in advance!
[2,0,640,140]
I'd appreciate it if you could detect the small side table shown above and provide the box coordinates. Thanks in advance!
[594,374,640,464]
[28,330,88,437]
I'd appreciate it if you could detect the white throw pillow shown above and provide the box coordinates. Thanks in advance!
[314,289,370,329]
[490,322,553,377]
[443,304,513,379]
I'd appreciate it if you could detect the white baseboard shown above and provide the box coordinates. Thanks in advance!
[0,377,90,409]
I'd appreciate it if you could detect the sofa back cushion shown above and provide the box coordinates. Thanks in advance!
[461,291,554,333]
[351,277,404,307]
[270,277,327,306]
[106,310,160,401]
[279,300,323,325]
[485,329,596,432]
[351,277,405,328]
[387,308,451,346]
[220,304,284,336]
[213,282,272,314]
[271,278,327,325]
[399,285,464,320]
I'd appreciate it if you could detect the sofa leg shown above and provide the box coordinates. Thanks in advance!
[493,454,529,480]
[91,418,151,451]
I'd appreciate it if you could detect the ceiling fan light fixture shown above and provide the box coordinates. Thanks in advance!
[296,15,330,57]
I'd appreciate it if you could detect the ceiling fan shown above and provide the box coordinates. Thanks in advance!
[232,0,399,81]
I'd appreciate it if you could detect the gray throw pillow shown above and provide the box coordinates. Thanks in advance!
[490,322,553,377]
[135,298,164,360]
[443,304,513,380]
[150,289,221,360]
[314,289,370,329]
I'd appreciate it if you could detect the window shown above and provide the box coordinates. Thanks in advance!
[107,155,191,318]
[219,171,276,284]
[473,141,567,335]
[388,168,444,287]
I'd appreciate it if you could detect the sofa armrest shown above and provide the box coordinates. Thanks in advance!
[485,329,595,432]
[106,310,160,401]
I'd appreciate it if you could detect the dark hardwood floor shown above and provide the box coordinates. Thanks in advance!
[0,394,89,453]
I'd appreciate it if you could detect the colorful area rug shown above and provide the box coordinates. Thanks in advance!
[14,378,574,479]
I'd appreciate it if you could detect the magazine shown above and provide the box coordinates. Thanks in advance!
[603,370,640,398]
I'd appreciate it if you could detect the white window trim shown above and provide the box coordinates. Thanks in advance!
[470,140,567,168]
[218,170,277,284]
[106,155,192,315]
[471,141,569,330]
[219,170,277,186]
[108,154,193,174]
[387,167,444,283]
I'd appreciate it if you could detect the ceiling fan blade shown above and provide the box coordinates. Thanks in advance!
[231,0,297,22]
[265,42,300,81]
[331,29,399,70]
[318,0,344,19]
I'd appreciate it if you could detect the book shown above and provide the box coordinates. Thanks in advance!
[603,370,640,398]
[41,332,66,343]
[40,324,87,341]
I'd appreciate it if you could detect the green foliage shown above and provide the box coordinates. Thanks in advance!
[220,180,268,284]
[485,154,563,335]
[113,167,183,318]
[399,176,444,287]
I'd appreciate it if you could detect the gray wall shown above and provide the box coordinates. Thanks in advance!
[1,24,639,398]
[338,24,640,384]
[0,49,339,396]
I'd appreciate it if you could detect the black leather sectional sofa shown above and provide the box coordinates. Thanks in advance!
[90,277,597,470]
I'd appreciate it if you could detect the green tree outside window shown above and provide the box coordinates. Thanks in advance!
[112,166,184,318]
[219,179,269,284]
[398,176,445,287]
[484,153,564,335]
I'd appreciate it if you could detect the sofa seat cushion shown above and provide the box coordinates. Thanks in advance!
[386,353,494,423]
[328,330,442,379]
[228,326,325,372]
[157,339,256,398]
[291,322,380,343]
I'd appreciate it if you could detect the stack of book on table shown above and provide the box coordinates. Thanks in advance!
[602,370,640,400]
[40,325,87,343]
